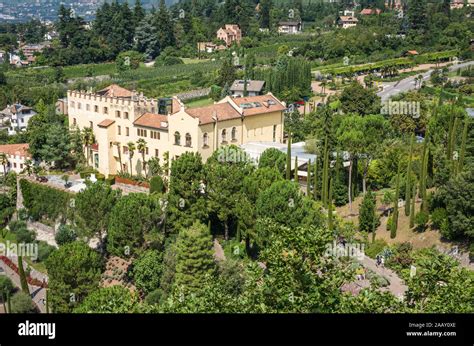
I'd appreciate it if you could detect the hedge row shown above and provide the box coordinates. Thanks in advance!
[19,179,73,223]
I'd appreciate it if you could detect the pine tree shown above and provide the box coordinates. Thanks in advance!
[328,178,333,232]
[405,133,415,216]
[18,256,29,295]
[174,222,215,293]
[133,0,145,26]
[154,0,175,52]
[286,133,292,180]
[391,163,402,239]
[409,182,416,228]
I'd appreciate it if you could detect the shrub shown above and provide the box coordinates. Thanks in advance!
[469,243,474,262]
[0,276,14,301]
[105,175,116,185]
[365,239,388,259]
[55,224,77,246]
[149,176,165,194]
[10,292,36,313]
[431,208,447,230]
[415,211,429,232]
[144,289,163,305]
[386,216,393,231]
[36,241,57,262]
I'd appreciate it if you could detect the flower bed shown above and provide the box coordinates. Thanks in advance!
[115,176,150,188]
[0,255,47,288]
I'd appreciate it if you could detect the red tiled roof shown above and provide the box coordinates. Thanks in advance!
[186,103,241,125]
[97,119,115,127]
[231,94,286,116]
[134,112,169,129]
[0,143,30,158]
[97,84,133,98]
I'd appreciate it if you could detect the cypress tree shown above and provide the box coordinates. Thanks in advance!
[450,117,459,173]
[286,133,292,180]
[419,130,430,211]
[359,190,376,233]
[294,156,298,182]
[313,158,318,200]
[328,178,333,232]
[174,222,215,293]
[321,136,329,206]
[18,256,29,295]
[458,118,469,174]
[306,160,311,196]
[405,133,415,216]
[391,162,402,239]
[409,182,416,228]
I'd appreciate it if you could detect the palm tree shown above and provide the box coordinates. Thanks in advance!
[81,127,95,166]
[113,142,123,174]
[127,142,136,177]
[0,153,8,183]
[136,138,147,177]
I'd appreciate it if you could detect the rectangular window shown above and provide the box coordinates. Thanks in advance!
[78,103,81,110]
[116,110,121,118]
[89,121,93,128]
[70,101,75,108]
[94,105,99,112]
[126,127,129,136]
[86,104,90,111]
[155,149,159,157]
[73,118,77,125]
[118,126,121,135]
[124,112,129,119]
[145,147,149,155]
[273,125,277,142]
[103,107,108,114]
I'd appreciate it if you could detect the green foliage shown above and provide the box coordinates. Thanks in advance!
[55,224,77,246]
[20,179,72,222]
[107,193,163,257]
[131,249,164,295]
[0,276,14,301]
[167,152,207,232]
[149,175,165,194]
[116,50,144,71]
[415,211,429,232]
[339,82,381,116]
[36,241,56,263]
[256,180,323,230]
[365,239,388,259]
[359,191,376,233]
[174,222,215,293]
[74,286,138,313]
[10,292,35,313]
[17,256,29,295]
[258,148,286,177]
[431,208,448,230]
[45,241,104,313]
[74,182,120,249]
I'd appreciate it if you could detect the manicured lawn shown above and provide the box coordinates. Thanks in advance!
[185,97,215,108]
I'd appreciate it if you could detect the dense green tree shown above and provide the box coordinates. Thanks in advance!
[359,190,376,233]
[154,0,176,52]
[45,242,104,313]
[107,193,164,257]
[339,82,381,116]
[74,286,138,313]
[74,182,120,251]
[258,148,286,176]
[174,222,216,293]
[167,152,207,232]
[131,250,164,295]
[10,292,35,313]
[55,224,77,246]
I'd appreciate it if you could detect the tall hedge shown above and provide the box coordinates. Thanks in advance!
[20,179,72,222]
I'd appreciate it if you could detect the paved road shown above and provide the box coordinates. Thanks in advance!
[0,257,47,313]
[377,60,474,101]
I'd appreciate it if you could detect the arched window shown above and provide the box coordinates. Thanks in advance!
[185,133,192,147]
[221,129,227,143]
[231,127,237,141]
[203,133,209,147]
[174,131,181,145]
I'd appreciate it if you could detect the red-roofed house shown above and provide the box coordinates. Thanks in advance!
[217,24,242,47]
[0,143,32,174]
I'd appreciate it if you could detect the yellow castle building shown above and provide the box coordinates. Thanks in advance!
[67,84,286,176]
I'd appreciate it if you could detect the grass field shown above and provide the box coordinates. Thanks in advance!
[185,97,214,108]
